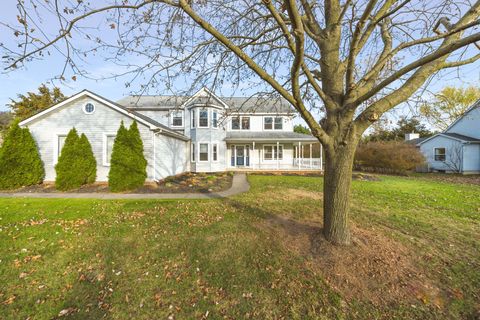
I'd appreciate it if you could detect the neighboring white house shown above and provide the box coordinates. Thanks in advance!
[416,99,480,174]
[19,88,322,182]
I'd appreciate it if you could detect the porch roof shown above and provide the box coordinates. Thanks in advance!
[225,131,318,143]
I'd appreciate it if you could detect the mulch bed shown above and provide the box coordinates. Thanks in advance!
[1,172,234,194]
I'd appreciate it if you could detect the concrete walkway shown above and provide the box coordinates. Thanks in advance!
[0,173,250,200]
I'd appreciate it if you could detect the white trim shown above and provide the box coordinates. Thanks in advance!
[19,90,155,130]
[102,133,116,166]
[53,132,69,165]
[418,133,478,146]
[83,102,95,114]
[198,142,210,162]
[180,87,230,110]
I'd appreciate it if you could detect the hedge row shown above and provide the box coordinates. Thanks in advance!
[0,121,147,192]
[354,141,425,175]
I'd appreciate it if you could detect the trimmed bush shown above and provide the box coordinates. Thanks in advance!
[0,122,44,189]
[354,141,425,175]
[77,133,97,184]
[55,128,97,190]
[108,121,147,192]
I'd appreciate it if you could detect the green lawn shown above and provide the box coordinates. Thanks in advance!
[0,175,478,319]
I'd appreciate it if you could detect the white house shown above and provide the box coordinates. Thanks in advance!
[19,88,322,182]
[417,99,480,174]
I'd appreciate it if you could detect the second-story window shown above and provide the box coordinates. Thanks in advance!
[212,110,218,128]
[232,117,240,130]
[264,116,283,130]
[199,110,209,127]
[171,111,183,127]
[232,116,249,130]
[191,109,196,128]
[274,117,283,130]
[241,117,250,130]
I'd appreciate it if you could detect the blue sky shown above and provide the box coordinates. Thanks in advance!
[1,1,479,123]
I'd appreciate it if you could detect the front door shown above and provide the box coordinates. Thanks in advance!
[236,146,245,166]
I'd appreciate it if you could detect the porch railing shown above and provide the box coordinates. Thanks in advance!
[293,158,322,169]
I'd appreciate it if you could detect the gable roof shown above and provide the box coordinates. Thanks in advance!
[19,90,189,141]
[444,98,480,133]
[117,87,294,114]
[417,132,480,145]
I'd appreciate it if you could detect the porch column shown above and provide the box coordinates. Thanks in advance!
[298,141,301,170]
[276,141,280,170]
[310,143,313,169]
[252,142,255,170]
[301,144,305,170]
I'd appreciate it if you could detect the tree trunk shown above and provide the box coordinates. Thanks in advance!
[323,144,356,245]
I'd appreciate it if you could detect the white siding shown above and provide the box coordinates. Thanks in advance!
[463,144,480,173]
[226,115,294,131]
[154,133,190,179]
[24,96,155,182]
[446,107,480,139]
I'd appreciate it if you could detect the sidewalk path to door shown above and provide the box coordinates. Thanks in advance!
[0,173,250,200]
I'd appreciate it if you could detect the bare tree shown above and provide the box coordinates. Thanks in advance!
[2,0,480,245]
[444,143,463,173]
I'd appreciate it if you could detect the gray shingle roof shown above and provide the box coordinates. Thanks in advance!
[117,95,294,114]
[226,131,318,142]
[442,132,480,142]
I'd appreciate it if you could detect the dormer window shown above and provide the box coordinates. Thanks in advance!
[171,111,183,127]
[264,116,283,130]
[232,116,250,130]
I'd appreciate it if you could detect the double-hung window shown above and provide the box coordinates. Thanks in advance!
[264,117,273,130]
[191,142,196,162]
[199,110,209,127]
[212,110,218,128]
[55,134,67,164]
[264,145,283,161]
[231,117,240,130]
[232,116,250,130]
[434,148,446,161]
[103,134,116,166]
[212,143,218,161]
[274,117,283,130]
[199,143,209,161]
[171,111,183,127]
[264,117,283,130]
[191,109,196,128]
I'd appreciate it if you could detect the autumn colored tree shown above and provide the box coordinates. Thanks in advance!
[420,86,480,131]
[2,1,480,244]
[8,84,65,120]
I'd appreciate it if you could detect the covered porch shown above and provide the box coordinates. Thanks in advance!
[225,132,323,171]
